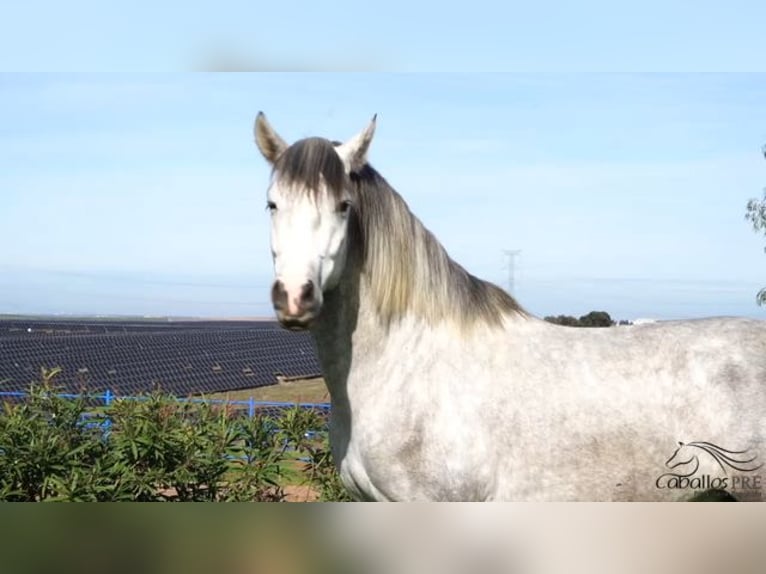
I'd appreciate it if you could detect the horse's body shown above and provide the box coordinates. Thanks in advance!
[253,113,766,501]
[317,311,766,501]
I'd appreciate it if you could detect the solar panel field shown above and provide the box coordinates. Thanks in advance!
[0,318,322,397]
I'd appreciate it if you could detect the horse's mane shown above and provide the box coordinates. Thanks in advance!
[273,137,527,330]
[687,441,762,473]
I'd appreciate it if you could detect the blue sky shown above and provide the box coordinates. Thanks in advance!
[2,1,765,71]
[1,74,765,321]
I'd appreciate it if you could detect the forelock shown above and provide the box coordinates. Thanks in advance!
[272,137,347,200]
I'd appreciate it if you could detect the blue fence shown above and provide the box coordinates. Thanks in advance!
[0,389,331,422]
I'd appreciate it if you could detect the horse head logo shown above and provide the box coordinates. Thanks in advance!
[664,441,762,477]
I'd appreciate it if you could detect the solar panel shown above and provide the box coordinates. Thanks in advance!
[0,320,322,396]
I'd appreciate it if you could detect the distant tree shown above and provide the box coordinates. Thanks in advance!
[577,311,614,327]
[618,319,633,326]
[544,312,614,327]
[745,145,766,305]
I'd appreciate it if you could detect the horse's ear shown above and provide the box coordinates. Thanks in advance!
[336,114,377,173]
[254,111,288,165]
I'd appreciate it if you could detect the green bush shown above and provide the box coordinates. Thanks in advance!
[0,368,350,502]
[278,405,353,502]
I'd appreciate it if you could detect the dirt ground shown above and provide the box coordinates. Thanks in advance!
[283,484,320,502]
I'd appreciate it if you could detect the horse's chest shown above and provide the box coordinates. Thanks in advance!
[333,414,493,501]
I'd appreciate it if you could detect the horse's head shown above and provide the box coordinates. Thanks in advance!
[254,112,376,330]
[665,441,697,470]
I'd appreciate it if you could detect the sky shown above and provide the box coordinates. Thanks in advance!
[2,1,765,72]
[1,73,766,321]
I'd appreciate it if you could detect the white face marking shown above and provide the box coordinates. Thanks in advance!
[268,178,351,316]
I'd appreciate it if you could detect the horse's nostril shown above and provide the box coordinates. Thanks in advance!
[271,280,288,310]
[300,280,315,304]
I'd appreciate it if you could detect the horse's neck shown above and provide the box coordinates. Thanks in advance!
[311,270,385,404]
[312,272,359,403]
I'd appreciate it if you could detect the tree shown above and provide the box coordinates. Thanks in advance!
[745,145,766,305]
[544,312,614,328]
[577,311,614,327]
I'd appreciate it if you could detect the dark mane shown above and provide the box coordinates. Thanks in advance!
[272,137,347,199]
[349,164,527,329]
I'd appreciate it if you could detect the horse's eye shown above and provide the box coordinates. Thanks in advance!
[266,201,277,212]
[339,200,352,214]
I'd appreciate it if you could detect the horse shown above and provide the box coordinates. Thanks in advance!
[253,112,766,501]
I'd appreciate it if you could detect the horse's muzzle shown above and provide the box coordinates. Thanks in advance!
[271,279,319,330]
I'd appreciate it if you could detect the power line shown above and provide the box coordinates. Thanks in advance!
[502,250,522,296]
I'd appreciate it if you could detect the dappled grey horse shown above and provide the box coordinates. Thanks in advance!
[254,112,766,501]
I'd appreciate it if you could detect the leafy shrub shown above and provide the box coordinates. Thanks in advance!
[0,368,350,502]
[280,407,353,502]
[0,368,109,501]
